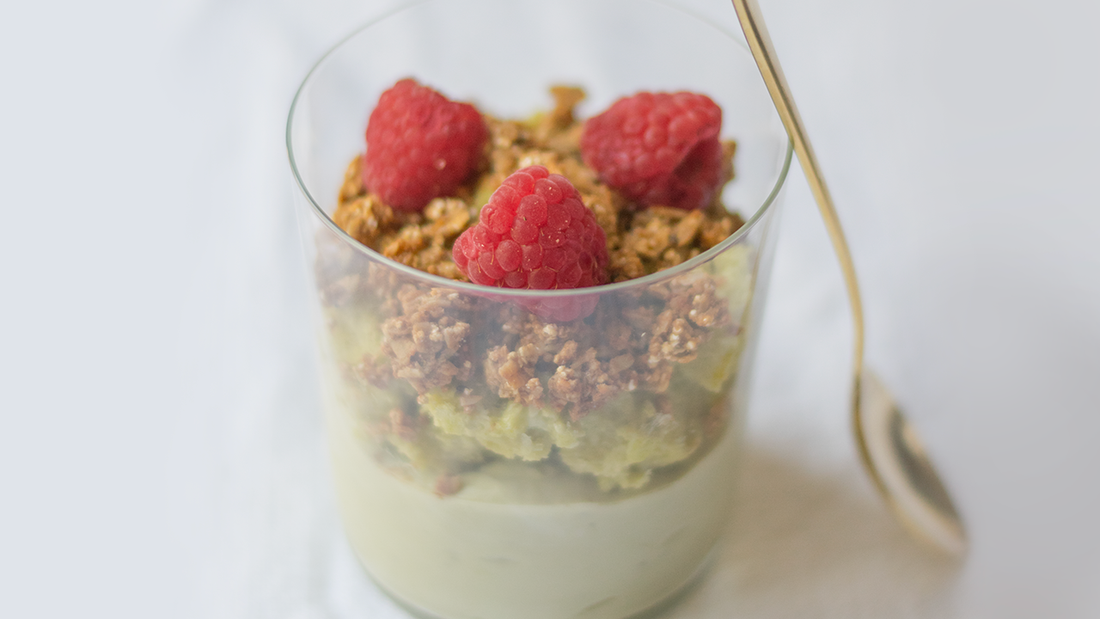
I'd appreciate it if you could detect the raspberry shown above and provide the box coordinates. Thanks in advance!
[362,78,487,212]
[452,166,609,321]
[580,91,724,210]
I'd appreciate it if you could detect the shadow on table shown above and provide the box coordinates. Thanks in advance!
[653,444,964,619]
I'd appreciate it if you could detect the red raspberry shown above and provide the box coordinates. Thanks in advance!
[452,166,609,320]
[580,91,724,210]
[362,78,486,212]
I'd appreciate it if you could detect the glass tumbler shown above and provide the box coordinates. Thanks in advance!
[287,1,792,617]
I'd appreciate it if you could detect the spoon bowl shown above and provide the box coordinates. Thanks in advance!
[858,371,966,553]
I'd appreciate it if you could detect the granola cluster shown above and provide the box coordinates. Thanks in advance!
[380,287,475,393]
[320,87,754,493]
[332,86,744,284]
[333,170,476,280]
[480,271,732,420]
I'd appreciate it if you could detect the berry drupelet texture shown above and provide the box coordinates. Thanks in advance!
[362,78,487,212]
[453,166,608,292]
[580,91,724,211]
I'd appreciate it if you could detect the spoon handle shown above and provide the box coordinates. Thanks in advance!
[730,0,889,499]
[730,0,865,377]
[731,0,967,553]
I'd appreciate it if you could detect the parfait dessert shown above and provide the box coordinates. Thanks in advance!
[306,76,767,619]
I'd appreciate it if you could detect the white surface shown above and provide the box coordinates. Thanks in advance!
[2,0,1099,617]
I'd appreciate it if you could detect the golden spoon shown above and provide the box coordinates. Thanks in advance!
[731,0,966,554]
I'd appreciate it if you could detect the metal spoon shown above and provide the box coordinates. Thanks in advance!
[731,0,966,554]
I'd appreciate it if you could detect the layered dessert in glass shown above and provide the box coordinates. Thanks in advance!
[287,1,791,617]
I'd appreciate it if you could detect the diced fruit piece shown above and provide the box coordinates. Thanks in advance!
[419,390,581,462]
[558,393,702,490]
[677,333,742,393]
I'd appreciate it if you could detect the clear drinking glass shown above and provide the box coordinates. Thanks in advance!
[287,1,792,617]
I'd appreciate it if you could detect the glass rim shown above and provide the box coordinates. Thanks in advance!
[286,0,794,299]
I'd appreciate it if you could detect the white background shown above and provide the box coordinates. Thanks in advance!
[2,0,1098,617]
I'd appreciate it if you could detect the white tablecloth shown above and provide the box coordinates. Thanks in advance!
[2,0,1098,617]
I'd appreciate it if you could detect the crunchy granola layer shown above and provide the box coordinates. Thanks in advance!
[321,87,753,493]
[331,87,744,284]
